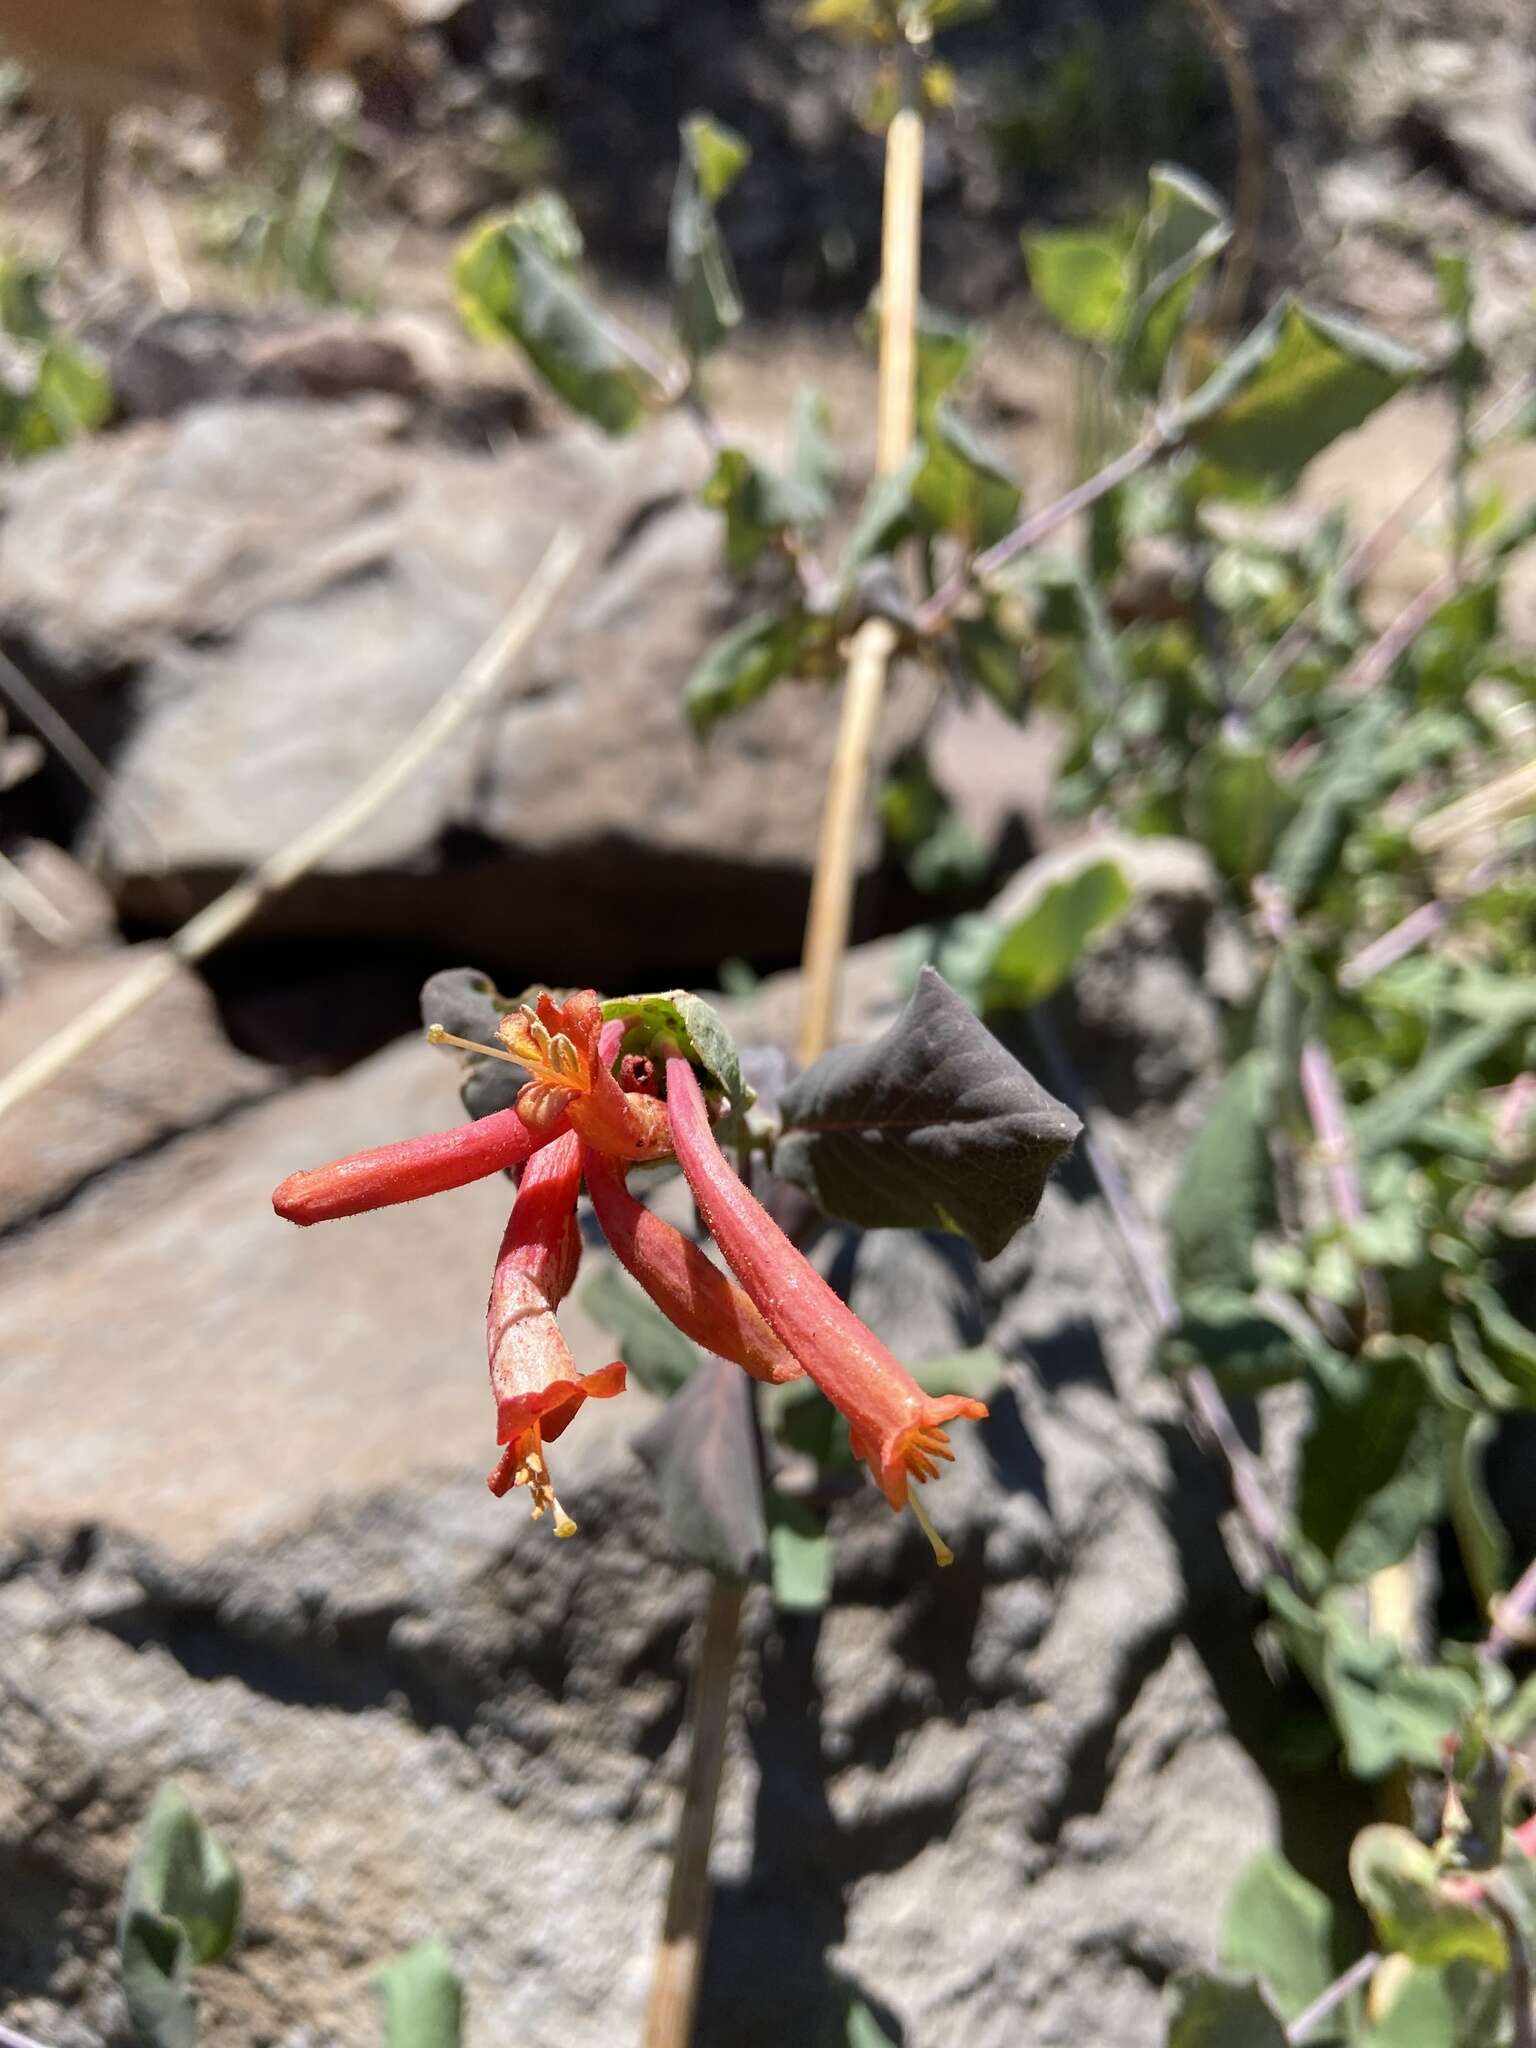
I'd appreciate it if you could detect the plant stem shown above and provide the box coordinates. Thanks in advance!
[1286,1952,1380,2044]
[0,529,582,1128]
[1489,1896,1536,2048]
[1184,0,1265,334]
[1027,1010,1295,1585]
[644,73,928,2048]
[916,431,1167,635]
[641,1577,746,2048]
[797,99,924,1066]
[1484,1552,1536,1662]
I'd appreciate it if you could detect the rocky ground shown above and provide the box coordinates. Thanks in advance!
[2,1,1536,2041]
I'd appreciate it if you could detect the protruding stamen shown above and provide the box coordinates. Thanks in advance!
[908,1489,954,1568]
[516,1438,579,1539]
[426,1023,527,1068]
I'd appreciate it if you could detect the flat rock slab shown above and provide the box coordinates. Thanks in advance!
[0,894,1289,2048]
[0,1031,633,1556]
[0,402,927,980]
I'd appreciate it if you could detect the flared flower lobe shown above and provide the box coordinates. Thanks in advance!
[501,991,670,1162]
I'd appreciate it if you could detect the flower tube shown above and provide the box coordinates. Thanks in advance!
[582,1147,803,1386]
[485,1129,624,1534]
[664,1058,985,1558]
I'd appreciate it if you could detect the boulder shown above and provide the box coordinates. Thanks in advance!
[0,872,1297,2048]
[0,402,927,985]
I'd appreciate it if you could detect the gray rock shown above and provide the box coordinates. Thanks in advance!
[0,860,1289,2048]
[0,402,927,980]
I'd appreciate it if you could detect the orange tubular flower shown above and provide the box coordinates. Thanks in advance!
[485,1128,625,1535]
[497,990,671,1162]
[272,1105,545,1225]
[581,1147,804,1387]
[664,1057,986,1561]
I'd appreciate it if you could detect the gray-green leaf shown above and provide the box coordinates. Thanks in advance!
[376,1937,465,2048]
[775,967,1081,1259]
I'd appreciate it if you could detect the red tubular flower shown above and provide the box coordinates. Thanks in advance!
[664,1057,986,1558]
[499,990,671,1162]
[581,1147,804,1386]
[485,1128,624,1534]
[272,1105,545,1225]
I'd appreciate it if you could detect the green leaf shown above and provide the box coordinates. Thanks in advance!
[912,402,1022,548]
[981,857,1132,1011]
[579,1265,700,1398]
[118,1784,242,2048]
[913,301,977,416]
[767,1493,833,1612]
[1178,300,1421,494]
[1461,1279,1536,1405]
[1442,1405,1507,1614]
[634,1355,768,1580]
[455,201,655,434]
[376,1938,464,2048]
[1190,740,1296,883]
[1358,1962,1460,2048]
[702,448,829,568]
[1351,1826,1507,1969]
[684,608,831,734]
[1298,1348,1444,1583]
[1269,691,1401,909]
[1220,1853,1338,2028]
[1165,1972,1289,2048]
[120,1910,197,2048]
[1024,227,1131,345]
[1355,1017,1528,1157]
[1118,164,1231,396]
[1269,1584,1479,1777]
[788,385,839,510]
[843,448,925,570]
[683,112,750,203]
[1160,1291,1313,1393]
[120,1784,241,1969]
[775,967,1081,1259]
[1166,1053,1277,1295]
[670,114,749,362]
[601,989,745,1118]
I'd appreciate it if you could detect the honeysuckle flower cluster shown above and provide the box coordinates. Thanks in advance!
[273,988,986,1561]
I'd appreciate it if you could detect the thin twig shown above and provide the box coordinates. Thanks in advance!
[0,646,180,882]
[797,101,924,1066]
[1484,1553,1536,1663]
[0,2024,52,2048]
[1343,569,1456,698]
[1184,0,1265,334]
[0,529,582,1127]
[1338,901,1451,990]
[1286,1952,1380,2044]
[1027,1009,1295,1585]
[1488,1896,1536,2048]
[0,846,76,946]
[916,431,1168,636]
[641,1577,746,2048]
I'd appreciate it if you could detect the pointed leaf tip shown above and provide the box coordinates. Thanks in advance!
[776,967,1081,1259]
